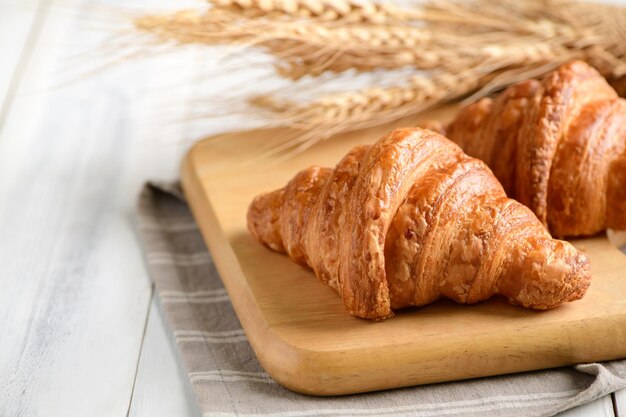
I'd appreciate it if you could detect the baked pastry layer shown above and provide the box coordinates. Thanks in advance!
[248,128,591,320]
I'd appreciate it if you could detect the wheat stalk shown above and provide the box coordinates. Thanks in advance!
[134,8,567,79]
[256,72,476,130]
[134,11,447,77]
[135,0,622,77]
[131,0,626,153]
[210,0,420,23]
[252,60,580,157]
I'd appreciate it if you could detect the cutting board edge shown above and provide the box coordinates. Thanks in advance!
[181,138,626,396]
[181,146,321,394]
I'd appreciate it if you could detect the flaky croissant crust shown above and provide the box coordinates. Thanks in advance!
[442,60,626,237]
[248,128,591,320]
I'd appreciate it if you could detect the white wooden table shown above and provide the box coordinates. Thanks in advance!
[0,1,623,416]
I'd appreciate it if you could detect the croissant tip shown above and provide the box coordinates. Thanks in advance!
[352,310,395,321]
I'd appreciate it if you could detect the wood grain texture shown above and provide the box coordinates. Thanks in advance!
[0,0,190,415]
[181,107,626,396]
[128,296,202,417]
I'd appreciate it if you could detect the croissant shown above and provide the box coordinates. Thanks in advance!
[437,60,626,238]
[247,128,591,320]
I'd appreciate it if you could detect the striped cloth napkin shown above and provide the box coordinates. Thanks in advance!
[136,182,626,417]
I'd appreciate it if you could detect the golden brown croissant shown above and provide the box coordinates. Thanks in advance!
[247,128,591,320]
[438,60,626,237]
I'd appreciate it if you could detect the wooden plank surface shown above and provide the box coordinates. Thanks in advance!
[0,0,190,415]
[128,295,202,417]
[181,115,626,395]
[0,2,152,414]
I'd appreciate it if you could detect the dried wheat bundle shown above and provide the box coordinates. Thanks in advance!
[135,10,436,77]
[133,0,626,154]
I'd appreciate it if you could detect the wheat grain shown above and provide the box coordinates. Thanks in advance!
[131,0,626,152]
[210,0,420,24]
[249,72,479,158]
[135,10,565,80]
[253,70,480,137]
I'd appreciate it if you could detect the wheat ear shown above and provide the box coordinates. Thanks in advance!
[131,0,626,153]
[210,0,420,23]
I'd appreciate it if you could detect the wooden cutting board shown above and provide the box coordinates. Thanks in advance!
[180,106,626,396]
